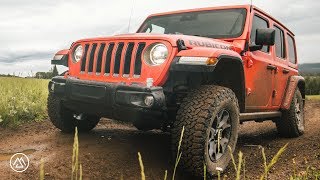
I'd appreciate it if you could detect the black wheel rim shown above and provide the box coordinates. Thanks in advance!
[208,109,232,162]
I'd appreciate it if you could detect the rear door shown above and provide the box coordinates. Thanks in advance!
[286,34,299,76]
[272,25,290,106]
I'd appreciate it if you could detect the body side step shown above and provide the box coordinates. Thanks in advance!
[240,111,281,122]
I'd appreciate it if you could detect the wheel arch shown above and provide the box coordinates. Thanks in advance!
[167,55,246,112]
[281,76,305,110]
[297,79,306,101]
[213,55,246,112]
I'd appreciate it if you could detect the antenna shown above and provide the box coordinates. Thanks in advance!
[128,0,135,33]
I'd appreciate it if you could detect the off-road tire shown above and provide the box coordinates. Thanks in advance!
[276,89,304,137]
[47,93,100,133]
[171,85,239,177]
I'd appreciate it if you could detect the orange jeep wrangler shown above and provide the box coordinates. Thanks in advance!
[49,5,305,177]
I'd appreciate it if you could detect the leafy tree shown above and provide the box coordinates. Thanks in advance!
[305,76,320,95]
[52,65,59,77]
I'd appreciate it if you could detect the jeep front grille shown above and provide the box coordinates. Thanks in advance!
[80,42,146,77]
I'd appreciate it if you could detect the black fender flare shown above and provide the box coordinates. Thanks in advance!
[169,55,246,112]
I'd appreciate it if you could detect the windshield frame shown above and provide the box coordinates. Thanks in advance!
[137,8,248,39]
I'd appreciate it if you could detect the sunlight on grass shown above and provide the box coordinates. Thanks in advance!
[163,170,168,180]
[138,152,146,180]
[306,95,320,100]
[173,126,184,180]
[260,144,288,180]
[39,158,44,180]
[72,127,82,180]
[228,146,243,180]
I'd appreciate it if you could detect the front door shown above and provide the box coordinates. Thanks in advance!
[245,13,274,111]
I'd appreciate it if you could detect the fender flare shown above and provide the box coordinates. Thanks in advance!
[169,54,246,112]
[216,55,245,112]
[170,46,242,72]
[281,75,305,110]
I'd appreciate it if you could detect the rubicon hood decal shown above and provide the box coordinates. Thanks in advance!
[187,39,231,50]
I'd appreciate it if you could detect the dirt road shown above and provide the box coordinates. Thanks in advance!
[0,100,319,179]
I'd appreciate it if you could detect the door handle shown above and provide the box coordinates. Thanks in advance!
[267,64,277,70]
[283,68,290,74]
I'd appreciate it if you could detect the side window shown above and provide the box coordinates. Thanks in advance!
[287,35,297,64]
[250,15,269,53]
[274,26,286,59]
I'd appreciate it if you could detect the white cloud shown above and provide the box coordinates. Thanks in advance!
[0,0,319,75]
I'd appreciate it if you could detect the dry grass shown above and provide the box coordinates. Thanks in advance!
[39,127,83,180]
[71,127,82,180]
[138,152,146,180]
[229,146,243,180]
[39,158,44,180]
[172,126,184,180]
[260,144,288,180]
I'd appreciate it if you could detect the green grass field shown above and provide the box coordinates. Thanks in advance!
[0,77,49,127]
[306,95,320,100]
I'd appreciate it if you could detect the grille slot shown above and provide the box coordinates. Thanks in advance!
[113,43,124,75]
[104,43,115,74]
[134,43,146,76]
[80,44,89,72]
[124,42,135,75]
[96,43,106,74]
[80,41,146,78]
[88,43,97,73]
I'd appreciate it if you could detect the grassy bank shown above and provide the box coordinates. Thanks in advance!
[306,95,320,100]
[0,77,49,127]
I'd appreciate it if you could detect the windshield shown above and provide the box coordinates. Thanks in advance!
[138,8,247,38]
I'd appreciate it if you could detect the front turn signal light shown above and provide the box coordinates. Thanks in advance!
[206,57,218,65]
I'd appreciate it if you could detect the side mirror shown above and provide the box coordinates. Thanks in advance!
[249,28,275,52]
[255,28,275,46]
[51,49,69,67]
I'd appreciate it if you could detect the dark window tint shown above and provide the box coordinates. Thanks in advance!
[287,35,296,64]
[274,26,286,59]
[250,15,269,53]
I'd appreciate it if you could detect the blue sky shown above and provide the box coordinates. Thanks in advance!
[0,0,319,76]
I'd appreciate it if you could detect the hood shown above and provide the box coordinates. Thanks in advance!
[75,33,234,51]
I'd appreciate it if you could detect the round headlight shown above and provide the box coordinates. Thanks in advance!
[73,45,83,63]
[148,44,168,65]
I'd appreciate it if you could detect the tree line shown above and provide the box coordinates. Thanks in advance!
[305,75,320,95]
[0,65,59,79]
[34,65,59,79]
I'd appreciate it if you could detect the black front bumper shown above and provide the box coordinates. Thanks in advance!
[49,76,166,122]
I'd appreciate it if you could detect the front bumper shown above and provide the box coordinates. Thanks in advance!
[49,76,166,122]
